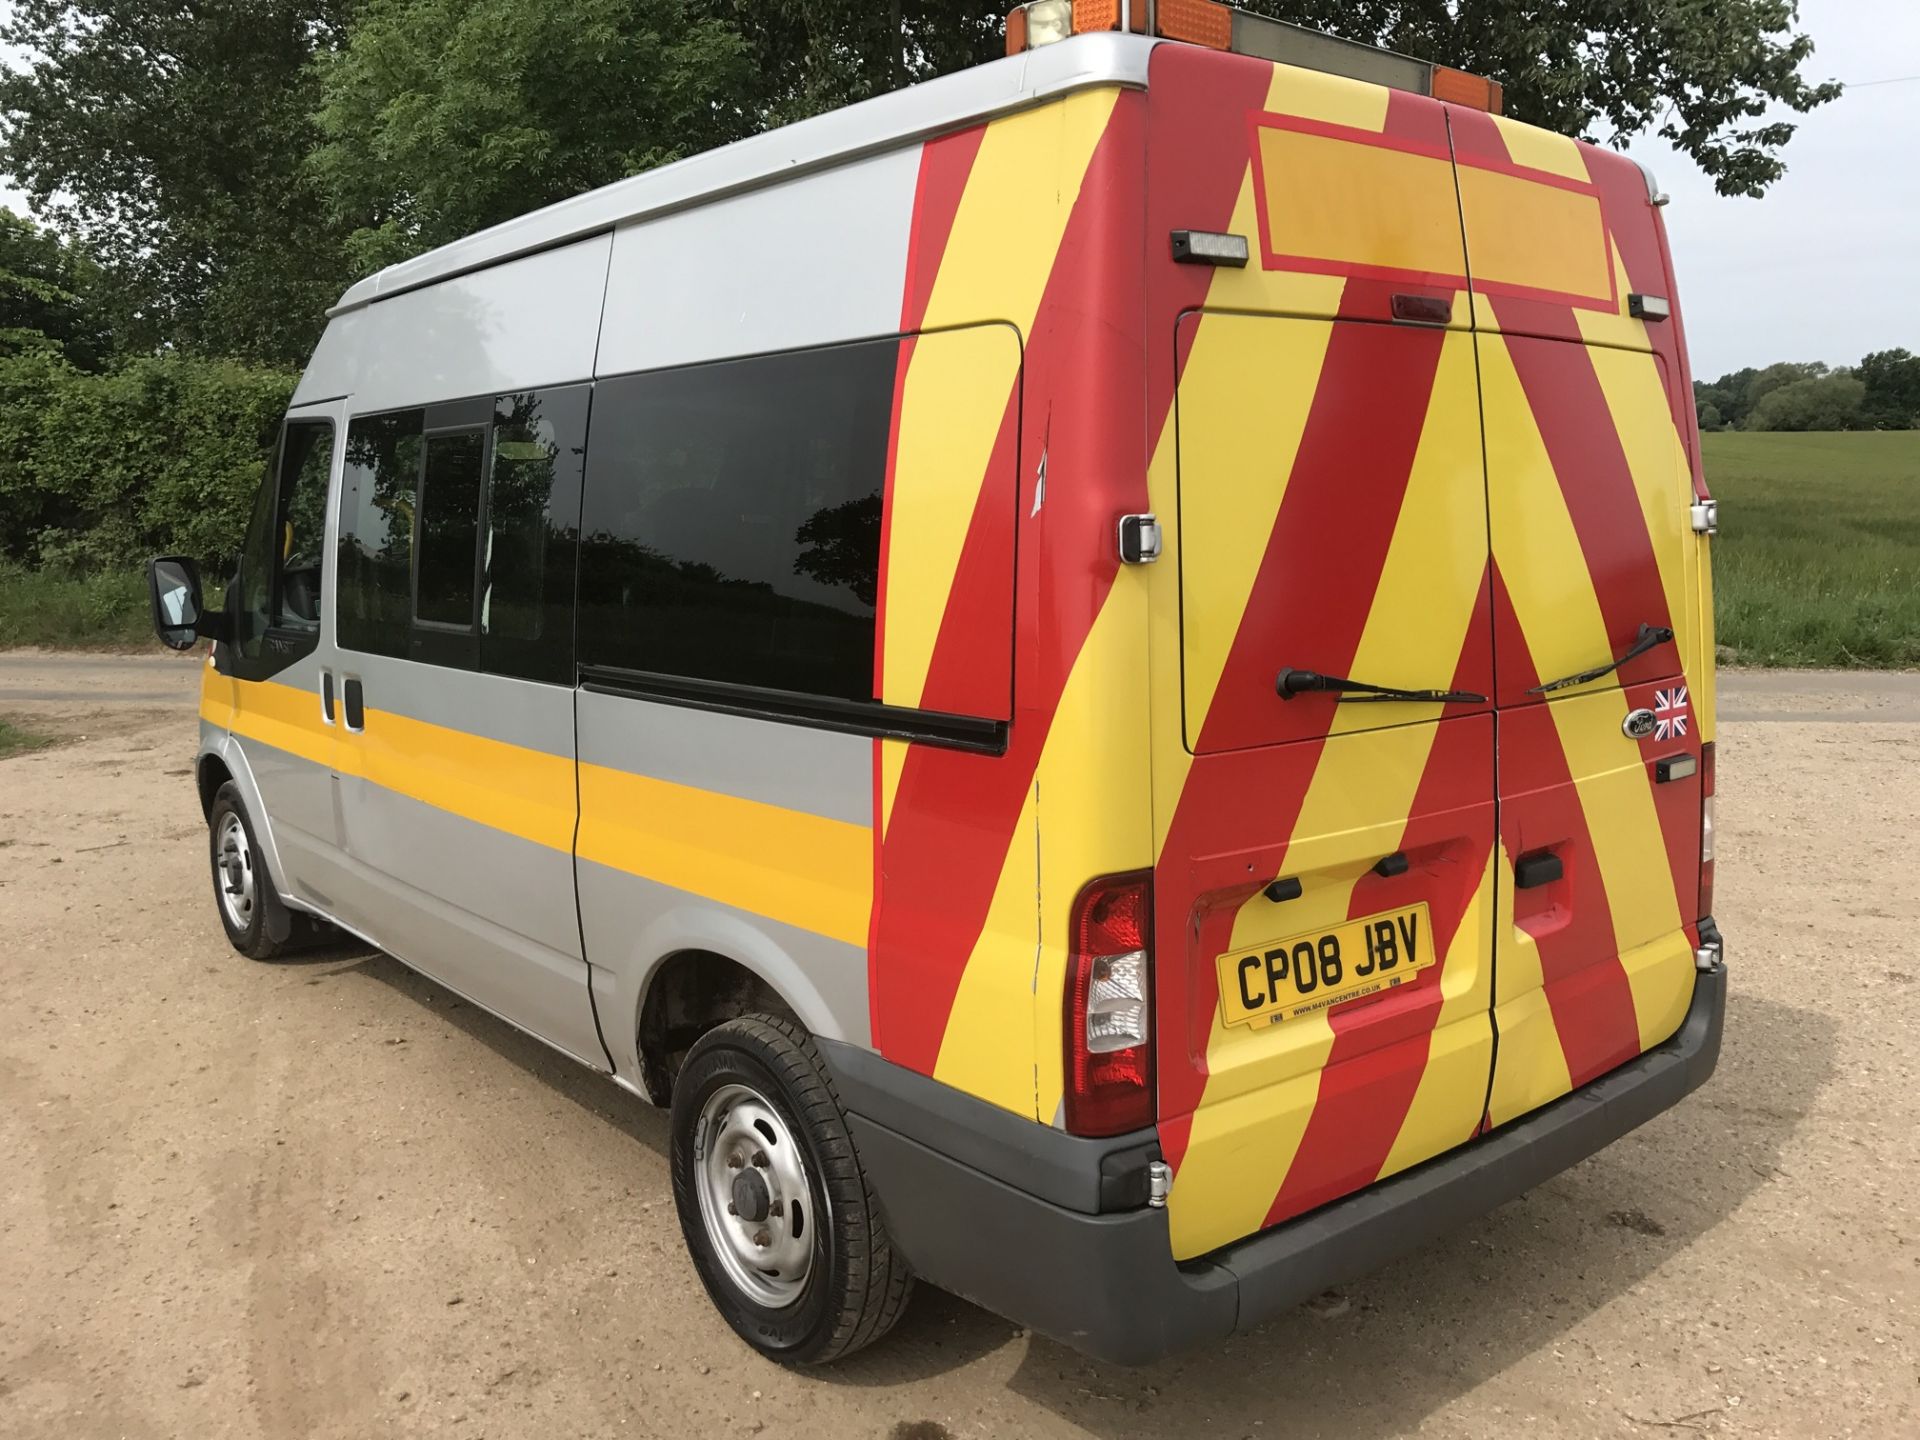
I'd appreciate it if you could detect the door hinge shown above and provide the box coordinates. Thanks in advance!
[1118,513,1162,565]
[1147,1159,1173,1207]
[1690,499,1718,535]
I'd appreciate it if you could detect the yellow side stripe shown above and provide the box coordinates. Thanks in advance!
[209,678,870,948]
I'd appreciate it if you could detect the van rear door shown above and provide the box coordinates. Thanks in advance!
[1144,47,1498,1263]
[1447,111,1707,1124]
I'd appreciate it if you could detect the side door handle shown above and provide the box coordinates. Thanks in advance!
[320,669,336,724]
[343,676,365,732]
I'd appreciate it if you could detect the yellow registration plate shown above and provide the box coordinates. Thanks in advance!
[1216,903,1434,1028]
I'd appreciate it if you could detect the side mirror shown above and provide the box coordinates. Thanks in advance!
[148,555,206,651]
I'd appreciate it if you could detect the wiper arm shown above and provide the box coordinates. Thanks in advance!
[1528,622,1673,696]
[1276,667,1486,705]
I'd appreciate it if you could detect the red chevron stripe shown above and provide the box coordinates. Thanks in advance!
[900,124,987,334]
[869,95,1149,1073]
[1492,321,1679,701]
[1492,567,1643,1087]
[1157,319,1448,1133]
[1261,576,1495,1223]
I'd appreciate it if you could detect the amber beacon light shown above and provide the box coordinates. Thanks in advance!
[1006,1,1505,114]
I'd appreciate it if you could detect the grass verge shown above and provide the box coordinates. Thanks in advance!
[0,715,55,759]
[1704,431,1920,668]
[0,562,152,650]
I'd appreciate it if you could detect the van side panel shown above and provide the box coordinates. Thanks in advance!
[865,87,1150,1120]
[596,147,922,376]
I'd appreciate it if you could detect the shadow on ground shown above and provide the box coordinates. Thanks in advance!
[309,945,1827,1438]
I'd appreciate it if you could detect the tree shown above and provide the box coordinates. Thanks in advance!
[0,210,111,370]
[1696,401,1725,433]
[1246,1,1840,197]
[310,0,762,273]
[1858,348,1920,430]
[0,1,357,365]
[1743,360,1829,415]
[1744,372,1865,432]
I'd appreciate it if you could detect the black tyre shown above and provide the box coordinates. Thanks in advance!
[670,1014,912,1363]
[207,781,293,960]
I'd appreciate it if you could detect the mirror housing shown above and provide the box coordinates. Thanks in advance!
[147,555,225,650]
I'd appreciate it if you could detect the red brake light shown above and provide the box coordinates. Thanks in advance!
[1698,741,1716,920]
[1063,871,1154,1137]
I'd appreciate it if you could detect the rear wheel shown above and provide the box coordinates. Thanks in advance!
[207,782,297,960]
[670,1015,912,1363]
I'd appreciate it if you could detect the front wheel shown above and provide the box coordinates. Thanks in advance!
[207,781,307,960]
[670,1015,912,1363]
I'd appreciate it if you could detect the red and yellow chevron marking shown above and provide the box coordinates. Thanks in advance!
[867,86,1150,1114]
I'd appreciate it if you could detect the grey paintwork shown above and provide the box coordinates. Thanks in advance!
[294,234,611,410]
[575,690,874,828]
[578,854,874,1083]
[328,33,1157,315]
[574,686,877,1078]
[202,26,1166,1101]
[596,146,920,378]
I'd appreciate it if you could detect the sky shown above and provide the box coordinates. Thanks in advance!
[2,1,1915,381]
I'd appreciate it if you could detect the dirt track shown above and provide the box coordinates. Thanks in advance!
[2,652,1915,1439]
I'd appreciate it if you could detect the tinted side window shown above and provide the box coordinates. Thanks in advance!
[415,429,484,629]
[274,421,332,632]
[579,339,897,701]
[483,388,588,684]
[338,410,424,658]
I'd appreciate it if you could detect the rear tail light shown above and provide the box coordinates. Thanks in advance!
[1698,741,1716,920]
[1064,871,1153,1137]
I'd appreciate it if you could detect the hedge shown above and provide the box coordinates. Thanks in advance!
[0,350,297,572]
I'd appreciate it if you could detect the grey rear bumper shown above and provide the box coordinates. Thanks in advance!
[821,961,1727,1366]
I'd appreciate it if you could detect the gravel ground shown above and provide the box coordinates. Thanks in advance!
[1,652,1915,1440]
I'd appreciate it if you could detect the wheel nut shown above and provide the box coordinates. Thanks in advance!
[727,1202,737,1216]
[751,1151,768,1169]
[753,1229,770,1248]
[726,1154,743,1169]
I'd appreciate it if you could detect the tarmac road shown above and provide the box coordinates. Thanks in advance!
[1,651,1915,1439]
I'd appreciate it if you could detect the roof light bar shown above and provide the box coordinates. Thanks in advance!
[1005,2,1505,114]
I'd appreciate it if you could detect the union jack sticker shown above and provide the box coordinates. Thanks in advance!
[1653,685,1690,741]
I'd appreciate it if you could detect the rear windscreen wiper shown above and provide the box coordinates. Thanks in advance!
[1528,622,1673,696]
[1276,668,1486,705]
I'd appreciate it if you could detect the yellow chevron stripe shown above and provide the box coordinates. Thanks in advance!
[879,87,1118,743]
[1167,719,1443,1261]
[1482,335,1693,1052]
[1486,841,1575,1126]
[1382,847,1497,1172]
[1330,327,1487,736]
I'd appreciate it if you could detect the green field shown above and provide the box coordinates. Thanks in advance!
[1703,430,1920,668]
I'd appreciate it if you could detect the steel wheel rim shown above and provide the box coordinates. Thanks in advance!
[215,811,256,933]
[693,1081,814,1309]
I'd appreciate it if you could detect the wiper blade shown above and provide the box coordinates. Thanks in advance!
[1276,667,1486,705]
[1528,622,1673,696]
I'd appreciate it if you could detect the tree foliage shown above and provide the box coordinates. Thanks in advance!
[0,1,357,365]
[0,350,294,570]
[2,0,1843,368]
[1249,1,1840,198]
[0,210,110,370]
[311,0,763,272]
[1744,372,1865,432]
[1858,349,1920,430]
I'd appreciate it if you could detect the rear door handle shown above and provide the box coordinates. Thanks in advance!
[343,676,365,732]
[1514,851,1563,889]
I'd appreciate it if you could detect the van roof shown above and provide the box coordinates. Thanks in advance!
[330,32,1157,316]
